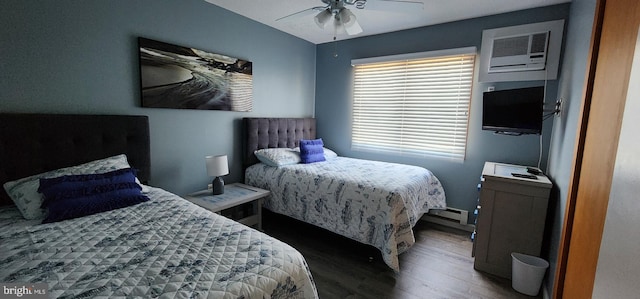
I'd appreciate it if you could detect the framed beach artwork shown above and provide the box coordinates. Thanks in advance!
[138,37,253,111]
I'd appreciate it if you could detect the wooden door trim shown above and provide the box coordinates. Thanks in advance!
[552,0,606,297]
[554,0,640,297]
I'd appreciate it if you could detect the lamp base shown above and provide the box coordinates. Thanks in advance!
[212,176,224,195]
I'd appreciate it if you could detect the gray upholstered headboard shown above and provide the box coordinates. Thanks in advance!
[0,113,151,206]
[243,118,316,168]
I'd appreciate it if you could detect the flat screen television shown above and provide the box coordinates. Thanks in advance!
[482,86,544,135]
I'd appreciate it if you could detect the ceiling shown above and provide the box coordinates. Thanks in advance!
[204,0,570,44]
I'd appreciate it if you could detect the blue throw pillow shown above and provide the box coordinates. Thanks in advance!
[39,168,139,205]
[38,168,149,223]
[299,138,326,163]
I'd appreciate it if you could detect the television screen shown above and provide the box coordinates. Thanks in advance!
[482,86,544,135]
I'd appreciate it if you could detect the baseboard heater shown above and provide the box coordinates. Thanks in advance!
[422,207,475,232]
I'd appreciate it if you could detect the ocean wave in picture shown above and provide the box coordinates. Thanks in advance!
[138,37,252,111]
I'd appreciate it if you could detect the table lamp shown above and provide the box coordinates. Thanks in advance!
[206,154,229,195]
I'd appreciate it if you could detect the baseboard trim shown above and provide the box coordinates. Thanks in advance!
[543,281,550,299]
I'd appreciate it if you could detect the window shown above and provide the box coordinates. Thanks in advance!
[351,47,476,160]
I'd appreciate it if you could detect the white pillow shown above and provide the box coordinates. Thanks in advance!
[3,154,146,220]
[254,148,301,167]
[323,147,339,160]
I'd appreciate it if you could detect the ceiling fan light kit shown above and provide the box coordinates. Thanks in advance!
[278,0,423,37]
[316,2,363,35]
[314,9,333,28]
[340,10,363,35]
[338,8,355,27]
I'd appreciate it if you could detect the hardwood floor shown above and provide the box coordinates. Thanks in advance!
[262,210,542,299]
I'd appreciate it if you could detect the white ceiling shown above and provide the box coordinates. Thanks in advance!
[204,0,570,44]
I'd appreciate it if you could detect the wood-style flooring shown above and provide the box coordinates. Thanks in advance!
[262,210,542,299]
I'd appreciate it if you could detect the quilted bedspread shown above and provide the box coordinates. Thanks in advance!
[245,157,446,272]
[0,187,318,299]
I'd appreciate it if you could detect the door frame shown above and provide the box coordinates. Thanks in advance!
[553,0,640,297]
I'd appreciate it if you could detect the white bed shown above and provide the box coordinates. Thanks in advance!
[0,186,317,298]
[242,118,447,272]
[245,156,446,272]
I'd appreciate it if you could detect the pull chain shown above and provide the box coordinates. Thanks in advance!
[333,22,339,58]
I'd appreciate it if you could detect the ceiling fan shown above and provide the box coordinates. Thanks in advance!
[276,0,424,36]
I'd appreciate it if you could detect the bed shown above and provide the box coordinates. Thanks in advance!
[242,117,447,272]
[0,113,318,299]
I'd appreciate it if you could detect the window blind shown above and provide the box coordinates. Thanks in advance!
[351,48,476,160]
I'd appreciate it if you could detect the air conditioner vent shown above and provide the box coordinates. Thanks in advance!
[530,33,549,53]
[492,36,529,58]
[488,31,549,73]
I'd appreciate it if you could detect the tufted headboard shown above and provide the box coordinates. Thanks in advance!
[242,118,316,169]
[0,113,151,206]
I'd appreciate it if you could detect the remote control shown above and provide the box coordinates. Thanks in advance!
[527,167,542,175]
[511,173,538,180]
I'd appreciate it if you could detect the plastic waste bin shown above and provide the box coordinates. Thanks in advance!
[511,252,549,296]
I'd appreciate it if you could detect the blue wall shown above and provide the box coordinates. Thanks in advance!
[0,0,316,196]
[314,4,571,217]
[545,0,597,293]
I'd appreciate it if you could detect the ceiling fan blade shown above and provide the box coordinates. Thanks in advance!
[363,0,424,12]
[276,6,327,22]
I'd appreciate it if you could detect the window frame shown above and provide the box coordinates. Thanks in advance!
[350,47,477,161]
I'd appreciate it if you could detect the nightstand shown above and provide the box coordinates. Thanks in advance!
[473,162,552,279]
[184,183,270,230]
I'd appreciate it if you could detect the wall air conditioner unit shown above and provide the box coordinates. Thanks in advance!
[479,19,564,82]
[488,31,549,73]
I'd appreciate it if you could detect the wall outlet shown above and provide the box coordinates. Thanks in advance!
[488,86,495,92]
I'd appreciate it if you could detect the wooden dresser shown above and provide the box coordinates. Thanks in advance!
[473,162,552,279]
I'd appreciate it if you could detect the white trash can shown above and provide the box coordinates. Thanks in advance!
[511,252,549,296]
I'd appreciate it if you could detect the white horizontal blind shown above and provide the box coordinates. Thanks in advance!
[351,49,476,160]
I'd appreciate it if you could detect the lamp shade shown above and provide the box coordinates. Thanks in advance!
[338,8,362,35]
[338,8,353,26]
[314,8,332,29]
[344,19,362,35]
[205,155,229,177]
